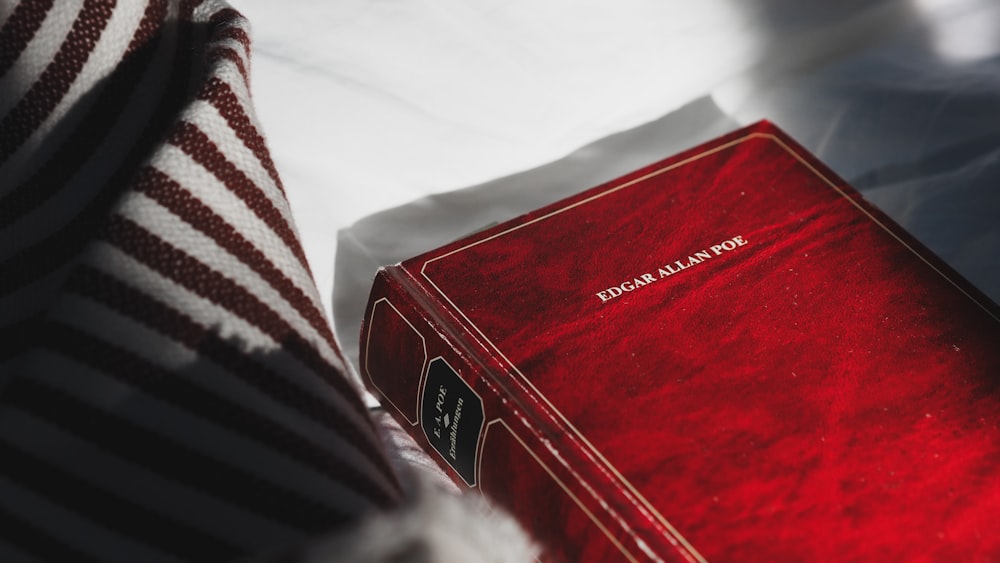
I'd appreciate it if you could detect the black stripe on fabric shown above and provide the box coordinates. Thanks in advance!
[0,440,244,561]
[100,215,367,417]
[66,264,401,485]
[0,504,102,563]
[0,0,56,79]
[41,318,400,507]
[2,377,361,533]
[0,315,40,361]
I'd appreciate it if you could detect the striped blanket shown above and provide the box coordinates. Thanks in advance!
[0,2,532,561]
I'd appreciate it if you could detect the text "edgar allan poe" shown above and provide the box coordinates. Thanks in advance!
[596,235,748,303]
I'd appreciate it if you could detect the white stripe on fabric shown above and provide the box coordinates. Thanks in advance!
[0,2,21,29]
[208,28,252,74]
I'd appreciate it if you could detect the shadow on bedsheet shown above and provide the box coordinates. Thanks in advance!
[332,97,741,377]
[335,95,1000,384]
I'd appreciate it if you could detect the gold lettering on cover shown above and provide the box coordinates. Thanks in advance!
[449,397,465,460]
[596,235,750,303]
[433,385,447,438]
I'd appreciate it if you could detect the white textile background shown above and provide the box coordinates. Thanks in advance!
[235,0,1000,403]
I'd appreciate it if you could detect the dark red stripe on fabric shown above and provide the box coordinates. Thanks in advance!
[208,8,250,53]
[0,505,102,563]
[42,319,400,507]
[0,440,244,560]
[0,7,193,297]
[2,378,358,533]
[208,8,243,25]
[208,8,243,29]
[101,215,357,403]
[217,26,250,54]
[0,0,55,79]
[134,166,336,351]
[126,0,167,55]
[66,265,396,483]
[167,121,311,273]
[199,77,287,197]
[207,45,248,84]
[0,0,167,229]
[0,0,115,164]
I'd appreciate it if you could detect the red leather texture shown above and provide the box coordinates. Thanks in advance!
[362,121,1000,561]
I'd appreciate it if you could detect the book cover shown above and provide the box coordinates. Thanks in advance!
[359,121,1000,561]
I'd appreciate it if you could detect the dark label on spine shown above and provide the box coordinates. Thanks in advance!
[420,357,484,486]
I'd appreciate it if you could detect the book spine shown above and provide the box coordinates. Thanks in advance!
[359,266,679,563]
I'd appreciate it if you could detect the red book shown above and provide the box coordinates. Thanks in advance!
[359,121,1000,561]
